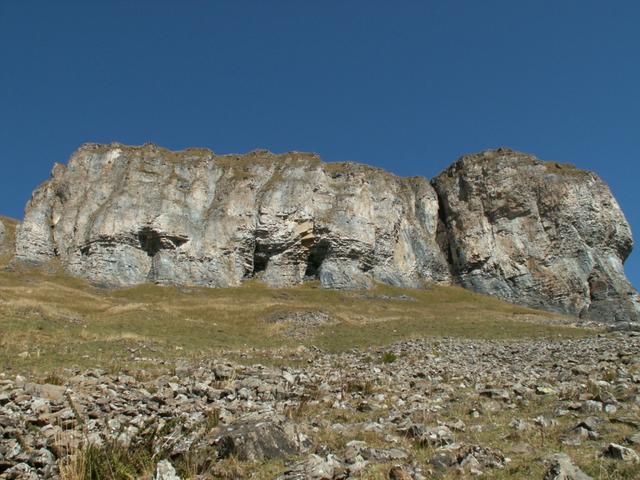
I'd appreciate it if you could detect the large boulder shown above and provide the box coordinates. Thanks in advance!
[432,148,640,322]
[544,453,593,480]
[15,143,451,289]
[214,414,309,461]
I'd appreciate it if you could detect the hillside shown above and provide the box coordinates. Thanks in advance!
[3,214,640,479]
[2,149,640,479]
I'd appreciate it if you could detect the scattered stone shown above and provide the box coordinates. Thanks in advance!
[388,465,413,480]
[277,454,346,480]
[1,334,640,477]
[480,388,510,401]
[265,311,334,340]
[627,432,640,445]
[215,415,306,461]
[603,443,640,463]
[544,453,593,480]
[154,460,180,480]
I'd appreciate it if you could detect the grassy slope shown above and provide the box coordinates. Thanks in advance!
[0,215,18,264]
[0,243,590,377]
[2,219,621,479]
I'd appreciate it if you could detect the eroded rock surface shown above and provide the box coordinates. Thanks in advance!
[0,219,5,251]
[432,148,640,322]
[215,414,308,461]
[14,144,639,322]
[544,453,593,480]
[2,332,640,478]
[16,143,450,290]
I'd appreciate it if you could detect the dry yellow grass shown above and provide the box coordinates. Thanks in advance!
[0,217,592,376]
[0,257,593,377]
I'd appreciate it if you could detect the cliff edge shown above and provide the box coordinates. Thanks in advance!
[432,148,639,323]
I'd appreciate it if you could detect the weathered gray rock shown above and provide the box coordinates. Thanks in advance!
[215,414,307,461]
[544,453,593,480]
[2,332,640,477]
[388,466,413,480]
[16,143,451,289]
[154,460,181,480]
[603,443,639,463]
[432,148,640,322]
[14,144,639,322]
[627,432,640,445]
[1,463,41,480]
[277,454,348,480]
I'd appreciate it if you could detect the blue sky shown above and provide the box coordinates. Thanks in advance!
[1,1,638,287]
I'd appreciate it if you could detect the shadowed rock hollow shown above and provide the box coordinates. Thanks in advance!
[14,143,640,323]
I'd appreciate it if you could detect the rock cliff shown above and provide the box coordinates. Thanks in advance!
[0,219,5,250]
[15,143,451,290]
[432,148,640,323]
[14,143,640,323]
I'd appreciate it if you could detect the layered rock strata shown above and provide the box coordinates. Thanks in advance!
[15,144,640,322]
[16,143,451,290]
[432,148,640,323]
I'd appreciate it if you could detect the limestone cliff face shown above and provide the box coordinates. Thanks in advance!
[14,143,639,323]
[432,148,640,323]
[15,144,451,289]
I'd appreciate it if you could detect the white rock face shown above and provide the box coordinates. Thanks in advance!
[432,148,640,323]
[16,143,451,289]
[14,144,639,323]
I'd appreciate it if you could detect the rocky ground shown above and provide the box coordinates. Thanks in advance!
[1,332,640,479]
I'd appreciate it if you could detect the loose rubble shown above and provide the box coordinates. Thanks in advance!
[1,332,640,478]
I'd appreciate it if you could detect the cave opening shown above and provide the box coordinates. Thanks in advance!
[138,228,163,257]
[137,228,189,257]
[251,240,271,276]
[305,241,330,278]
[253,253,269,274]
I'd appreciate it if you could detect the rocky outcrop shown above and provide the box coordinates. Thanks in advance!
[15,143,451,290]
[432,148,640,323]
[14,143,639,323]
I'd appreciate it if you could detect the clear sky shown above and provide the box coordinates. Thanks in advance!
[1,1,638,288]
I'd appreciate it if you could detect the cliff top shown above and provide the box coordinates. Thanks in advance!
[72,143,593,188]
[66,142,414,184]
[435,146,591,179]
